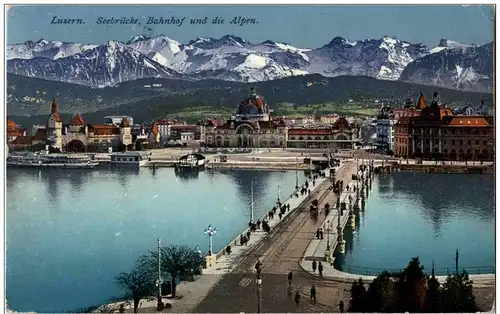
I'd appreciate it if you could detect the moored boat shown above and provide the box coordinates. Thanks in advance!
[7,152,99,169]
[110,151,151,167]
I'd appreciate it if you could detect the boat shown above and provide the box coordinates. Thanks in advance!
[7,151,99,169]
[175,153,206,171]
[110,151,151,167]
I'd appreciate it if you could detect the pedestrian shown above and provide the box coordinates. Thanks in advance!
[312,259,317,272]
[294,290,301,307]
[339,300,344,313]
[287,271,293,286]
[310,285,316,304]
[247,230,251,240]
[316,229,320,239]
[318,262,323,276]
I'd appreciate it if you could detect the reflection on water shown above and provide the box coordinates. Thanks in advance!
[336,172,494,275]
[6,167,307,313]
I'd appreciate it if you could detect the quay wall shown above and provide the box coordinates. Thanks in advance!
[393,163,493,174]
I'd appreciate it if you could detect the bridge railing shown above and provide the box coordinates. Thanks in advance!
[338,264,495,277]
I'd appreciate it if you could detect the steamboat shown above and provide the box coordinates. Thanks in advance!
[7,152,99,169]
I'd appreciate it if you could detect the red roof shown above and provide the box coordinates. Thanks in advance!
[416,92,427,109]
[71,113,85,125]
[50,98,63,122]
[447,117,489,127]
[89,124,120,135]
[332,117,351,129]
[7,119,23,136]
[172,125,197,132]
[288,128,332,136]
[11,136,33,145]
[33,128,47,140]
[205,119,221,127]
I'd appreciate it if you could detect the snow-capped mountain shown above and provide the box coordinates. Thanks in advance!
[7,41,183,87]
[399,42,492,93]
[7,38,98,60]
[303,36,428,81]
[6,34,492,91]
[429,39,477,54]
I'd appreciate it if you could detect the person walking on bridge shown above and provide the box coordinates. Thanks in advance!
[287,271,293,286]
[318,261,323,276]
[312,259,317,272]
[310,284,317,304]
[294,290,301,307]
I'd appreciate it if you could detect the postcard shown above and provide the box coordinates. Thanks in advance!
[5,4,495,313]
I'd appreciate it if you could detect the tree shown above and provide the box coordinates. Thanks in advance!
[364,271,398,312]
[425,272,442,312]
[115,262,155,313]
[394,257,427,312]
[441,270,478,312]
[349,278,367,312]
[140,245,204,299]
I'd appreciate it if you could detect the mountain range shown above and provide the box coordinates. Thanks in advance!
[7,35,493,92]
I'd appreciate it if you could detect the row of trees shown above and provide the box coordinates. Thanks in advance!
[115,244,204,313]
[349,257,479,312]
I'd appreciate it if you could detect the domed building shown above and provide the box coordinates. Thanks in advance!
[201,88,288,148]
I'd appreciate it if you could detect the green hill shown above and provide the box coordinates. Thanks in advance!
[7,74,493,128]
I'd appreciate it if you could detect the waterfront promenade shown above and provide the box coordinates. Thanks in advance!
[191,161,360,313]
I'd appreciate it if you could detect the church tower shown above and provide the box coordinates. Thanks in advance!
[119,118,132,148]
[46,98,63,151]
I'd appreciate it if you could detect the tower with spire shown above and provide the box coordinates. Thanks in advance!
[46,97,63,151]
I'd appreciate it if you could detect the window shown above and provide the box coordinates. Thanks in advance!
[443,140,447,145]
[451,140,455,145]
[475,140,479,145]
[460,140,463,146]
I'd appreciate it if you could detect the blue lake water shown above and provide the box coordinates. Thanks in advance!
[336,172,495,276]
[6,167,307,312]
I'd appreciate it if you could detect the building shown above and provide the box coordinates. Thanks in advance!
[319,114,340,124]
[394,92,494,161]
[155,119,188,141]
[202,88,288,148]
[374,105,396,153]
[103,115,134,126]
[9,98,136,152]
[7,120,27,143]
[287,117,359,149]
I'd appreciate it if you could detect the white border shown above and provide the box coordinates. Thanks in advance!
[1,1,498,313]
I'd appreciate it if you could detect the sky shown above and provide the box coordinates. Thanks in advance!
[6,5,494,48]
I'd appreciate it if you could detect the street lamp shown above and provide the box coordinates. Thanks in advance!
[256,275,262,313]
[326,220,331,249]
[204,225,217,255]
[156,238,163,310]
[277,185,281,204]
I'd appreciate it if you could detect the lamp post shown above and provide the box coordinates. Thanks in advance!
[295,158,299,189]
[156,238,163,310]
[326,219,331,250]
[250,180,255,224]
[455,249,459,275]
[204,225,217,255]
[277,185,281,204]
[256,273,262,313]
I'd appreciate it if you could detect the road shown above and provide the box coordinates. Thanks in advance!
[192,161,359,313]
